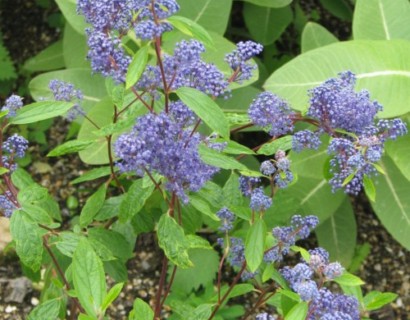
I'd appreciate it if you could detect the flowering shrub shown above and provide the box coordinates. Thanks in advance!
[1,0,408,319]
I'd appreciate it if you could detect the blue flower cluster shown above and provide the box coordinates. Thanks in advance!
[248,92,295,137]
[259,150,294,189]
[292,129,321,153]
[255,313,276,320]
[136,40,229,98]
[49,80,85,121]
[0,191,17,218]
[77,0,179,82]
[1,94,23,118]
[264,215,319,263]
[216,207,235,232]
[225,41,263,83]
[2,134,28,172]
[114,110,219,202]
[250,187,272,212]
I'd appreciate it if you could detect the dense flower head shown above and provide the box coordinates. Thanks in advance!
[49,80,85,121]
[274,170,294,189]
[323,262,344,280]
[250,187,272,211]
[292,130,322,153]
[248,92,295,137]
[0,191,17,218]
[135,20,173,40]
[308,247,330,270]
[294,280,320,301]
[115,112,219,202]
[291,215,319,239]
[260,160,276,176]
[239,176,261,197]
[1,95,23,118]
[307,71,382,135]
[216,207,235,232]
[225,41,263,82]
[3,134,28,159]
[169,101,197,127]
[219,237,245,267]
[377,119,408,140]
[256,313,276,320]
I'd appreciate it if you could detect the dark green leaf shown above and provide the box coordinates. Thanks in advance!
[27,298,61,320]
[119,179,155,222]
[239,0,292,8]
[80,184,107,227]
[88,228,133,261]
[245,220,267,272]
[56,231,83,257]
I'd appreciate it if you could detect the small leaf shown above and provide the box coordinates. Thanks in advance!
[119,179,155,222]
[176,87,229,138]
[11,101,74,124]
[342,172,356,186]
[27,298,61,320]
[80,184,107,227]
[129,298,154,320]
[245,219,267,272]
[186,235,212,250]
[126,46,149,89]
[189,195,219,221]
[47,139,95,157]
[102,283,124,312]
[168,16,214,47]
[301,22,338,53]
[198,145,248,171]
[71,166,113,184]
[364,291,398,311]
[363,175,376,202]
[333,272,365,286]
[285,301,308,320]
[257,136,293,155]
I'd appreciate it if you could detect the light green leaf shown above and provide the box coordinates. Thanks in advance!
[126,46,149,89]
[364,291,398,311]
[167,16,213,47]
[47,139,95,157]
[72,238,106,318]
[219,140,255,155]
[243,3,293,45]
[186,235,212,250]
[385,135,410,181]
[319,0,353,21]
[199,145,247,171]
[56,0,88,34]
[102,283,124,312]
[285,301,308,320]
[363,175,376,202]
[239,0,292,8]
[176,0,233,34]
[71,166,112,184]
[212,283,254,302]
[10,101,73,124]
[80,184,107,227]
[27,298,61,320]
[63,23,88,68]
[176,87,229,138]
[189,195,219,221]
[334,272,365,286]
[129,298,154,320]
[23,41,65,72]
[223,171,243,207]
[353,0,410,40]
[264,40,410,118]
[316,198,357,266]
[371,156,410,250]
[257,136,293,155]
[245,220,267,272]
[301,22,338,53]
[157,215,193,268]
[10,212,44,272]
[56,231,83,257]
[119,179,155,222]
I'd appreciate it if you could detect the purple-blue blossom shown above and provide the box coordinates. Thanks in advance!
[291,215,319,239]
[323,262,344,280]
[256,313,276,320]
[1,94,23,118]
[250,187,272,211]
[292,130,321,152]
[260,160,276,176]
[49,80,85,121]
[216,207,235,232]
[248,92,295,137]
[0,191,17,218]
[294,280,319,301]
[239,176,261,197]
[3,134,28,159]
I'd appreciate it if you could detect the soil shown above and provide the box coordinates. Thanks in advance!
[0,1,409,320]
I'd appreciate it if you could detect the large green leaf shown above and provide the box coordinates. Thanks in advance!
[176,0,233,34]
[63,23,88,68]
[29,68,107,112]
[126,46,149,89]
[11,101,74,125]
[119,179,155,222]
[243,3,293,46]
[301,22,338,53]
[23,41,65,72]
[176,87,229,138]
[385,135,410,181]
[264,40,410,118]
[72,238,106,318]
[315,198,357,266]
[239,0,292,8]
[353,0,410,40]
[56,0,88,34]
[198,145,248,171]
[245,220,267,272]
[80,184,107,227]
[371,156,410,250]
[129,298,154,320]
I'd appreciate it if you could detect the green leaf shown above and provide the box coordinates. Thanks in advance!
[245,220,267,272]
[126,46,149,89]
[56,0,88,34]
[186,235,212,250]
[353,0,410,40]
[316,199,357,266]
[176,0,233,34]
[47,139,95,157]
[119,179,155,222]
[333,272,365,286]
[23,41,65,72]
[199,145,247,171]
[101,283,124,312]
[95,195,124,221]
[243,3,293,46]
[10,212,44,272]
[189,195,219,221]
[285,301,308,320]
[264,40,410,118]
[239,0,292,8]
[189,304,213,320]
[212,283,254,302]
[319,0,353,21]
[171,248,219,294]
[71,166,112,184]
[167,16,214,48]
[257,136,293,155]
[29,68,107,111]
[223,171,243,207]
[371,156,410,250]
[80,184,107,227]
[129,298,154,320]
[301,22,338,53]
[88,228,133,261]
[27,298,61,320]
[72,238,106,318]
[176,87,229,138]
[219,140,255,155]
[10,101,74,124]
[363,291,398,311]
[385,135,410,180]
[56,231,83,257]
[157,215,193,268]
[363,175,376,202]
[63,23,88,68]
